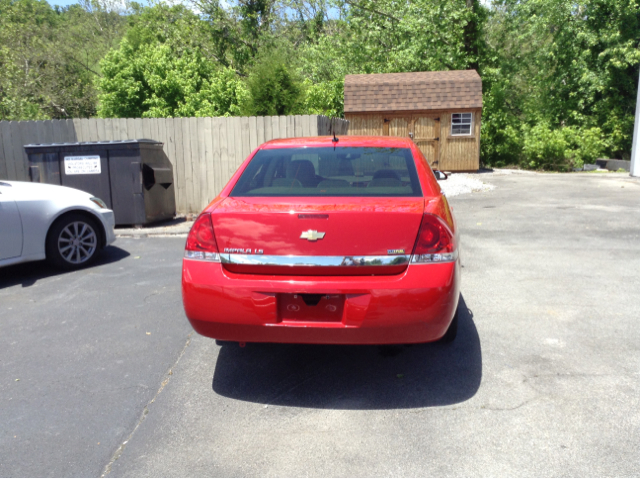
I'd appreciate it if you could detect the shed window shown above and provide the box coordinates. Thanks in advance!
[451,113,473,135]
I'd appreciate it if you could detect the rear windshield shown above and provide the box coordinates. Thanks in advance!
[231,147,422,197]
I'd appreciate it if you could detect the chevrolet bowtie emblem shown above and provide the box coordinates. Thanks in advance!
[300,230,326,241]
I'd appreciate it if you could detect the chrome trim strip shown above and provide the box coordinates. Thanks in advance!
[410,250,459,264]
[184,251,221,262]
[220,254,411,267]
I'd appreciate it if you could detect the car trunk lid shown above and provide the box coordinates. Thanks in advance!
[212,197,424,275]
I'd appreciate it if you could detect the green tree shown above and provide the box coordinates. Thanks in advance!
[480,0,640,167]
[0,0,128,120]
[0,0,65,119]
[195,0,279,75]
[123,2,212,55]
[97,4,249,118]
[302,79,344,117]
[97,40,246,118]
[243,52,304,115]
[334,0,485,73]
[189,68,249,117]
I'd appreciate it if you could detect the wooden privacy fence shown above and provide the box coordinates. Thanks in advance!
[0,115,349,214]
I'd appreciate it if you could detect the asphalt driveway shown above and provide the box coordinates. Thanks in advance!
[1,172,639,477]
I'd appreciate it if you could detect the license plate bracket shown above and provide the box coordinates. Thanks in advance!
[278,293,345,323]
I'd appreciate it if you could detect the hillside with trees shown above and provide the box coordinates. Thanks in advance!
[1,0,638,169]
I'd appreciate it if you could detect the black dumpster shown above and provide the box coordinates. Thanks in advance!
[24,139,176,226]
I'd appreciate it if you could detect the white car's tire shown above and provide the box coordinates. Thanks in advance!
[46,213,101,270]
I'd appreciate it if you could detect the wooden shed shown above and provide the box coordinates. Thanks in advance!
[344,70,482,171]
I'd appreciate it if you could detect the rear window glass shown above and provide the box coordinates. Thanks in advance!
[230,147,422,197]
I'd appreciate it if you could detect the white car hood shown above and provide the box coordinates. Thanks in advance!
[2,181,97,203]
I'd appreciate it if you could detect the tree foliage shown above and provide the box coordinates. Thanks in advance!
[97,4,248,118]
[0,0,127,120]
[195,0,280,74]
[243,50,304,115]
[481,0,640,168]
[2,0,638,168]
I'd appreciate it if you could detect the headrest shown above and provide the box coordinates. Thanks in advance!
[272,178,303,188]
[287,160,316,186]
[317,179,350,189]
[367,178,402,188]
[372,169,401,180]
[337,159,354,176]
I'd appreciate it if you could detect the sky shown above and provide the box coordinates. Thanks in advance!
[47,0,148,7]
[48,0,81,6]
[46,0,492,14]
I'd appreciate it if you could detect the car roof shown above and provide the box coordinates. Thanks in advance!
[260,136,414,149]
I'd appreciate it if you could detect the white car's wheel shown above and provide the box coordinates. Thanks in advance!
[46,214,101,270]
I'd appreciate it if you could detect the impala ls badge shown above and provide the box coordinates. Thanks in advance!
[224,248,264,254]
[300,230,326,242]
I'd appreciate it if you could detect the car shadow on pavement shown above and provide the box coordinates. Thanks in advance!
[211,295,481,409]
[0,245,130,289]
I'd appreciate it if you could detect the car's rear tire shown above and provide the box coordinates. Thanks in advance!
[46,213,101,270]
[439,305,459,343]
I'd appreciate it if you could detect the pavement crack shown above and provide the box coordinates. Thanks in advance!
[100,333,192,477]
[480,396,541,411]
[143,291,159,303]
[264,371,324,407]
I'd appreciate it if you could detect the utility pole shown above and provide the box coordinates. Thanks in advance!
[631,66,640,177]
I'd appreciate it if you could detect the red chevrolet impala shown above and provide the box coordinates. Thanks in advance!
[182,136,461,345]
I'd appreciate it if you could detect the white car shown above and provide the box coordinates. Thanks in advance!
[0,181,116,270]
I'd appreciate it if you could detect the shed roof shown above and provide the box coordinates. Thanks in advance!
[344,70,482,113]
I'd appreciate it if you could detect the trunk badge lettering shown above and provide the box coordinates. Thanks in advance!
[300,230,326,241]
[388,249,405,254]
[224,248,264,254]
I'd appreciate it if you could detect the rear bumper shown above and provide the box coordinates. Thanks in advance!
[182,259,460,345]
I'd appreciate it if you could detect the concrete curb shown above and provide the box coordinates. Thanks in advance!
[116,232,190,238]
[115,219,194,238]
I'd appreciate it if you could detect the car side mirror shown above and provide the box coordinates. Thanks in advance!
[434,170,448,180]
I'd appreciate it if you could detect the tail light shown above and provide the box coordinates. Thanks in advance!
[411,213,457,263]
[184,213,220,262]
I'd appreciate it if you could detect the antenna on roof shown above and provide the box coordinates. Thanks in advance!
[331,117,339,143]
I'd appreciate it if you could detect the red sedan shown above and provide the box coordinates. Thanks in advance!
[182,136,460,345]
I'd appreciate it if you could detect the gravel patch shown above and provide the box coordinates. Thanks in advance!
[439,173,496,197]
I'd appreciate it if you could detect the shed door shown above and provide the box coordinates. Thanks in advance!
[412,116,440,168]
[382,115,440,168]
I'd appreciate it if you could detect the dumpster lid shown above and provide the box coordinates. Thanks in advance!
[24,139,163,148]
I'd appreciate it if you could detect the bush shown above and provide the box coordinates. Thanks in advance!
[97,41,247,118]
[481,122,523,168]
[522,123,569,170]
[520,123,609,170]
[564,127,608,169]
[479,67,525,168]
[302,79,344,118]
[190,68,249,117]
[243,54,303,116]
